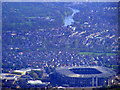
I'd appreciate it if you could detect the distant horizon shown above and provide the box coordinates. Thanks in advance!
[1,0,120,2]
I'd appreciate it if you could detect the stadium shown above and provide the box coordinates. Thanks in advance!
[50,66,116,87]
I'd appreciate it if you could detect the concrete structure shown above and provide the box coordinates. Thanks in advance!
[50,66,116,87]
[27,80,46,85]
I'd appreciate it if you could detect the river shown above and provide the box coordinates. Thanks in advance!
[64,8,80,26]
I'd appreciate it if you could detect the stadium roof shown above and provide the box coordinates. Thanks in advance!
[55,66,116,78]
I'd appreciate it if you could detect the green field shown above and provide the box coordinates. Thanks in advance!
[78,52,117,56]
